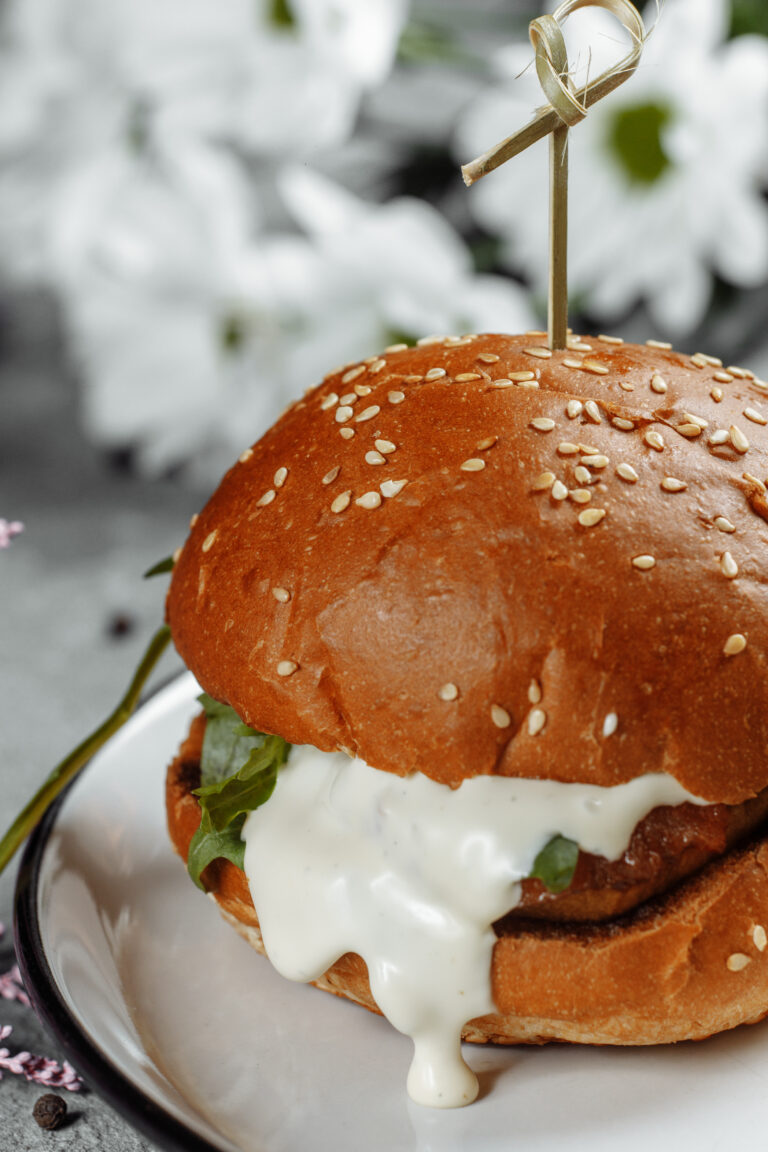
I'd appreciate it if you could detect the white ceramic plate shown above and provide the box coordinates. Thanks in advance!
[15,673,768,1152]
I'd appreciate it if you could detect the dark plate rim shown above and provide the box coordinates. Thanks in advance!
[13,675,227,1152]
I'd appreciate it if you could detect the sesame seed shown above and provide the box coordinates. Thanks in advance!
[745,407,767,426]
[753,925,767,951]
[580,454,610,469]
[189,513,199,528]
[599,335,624,345]
[339,427,355,440]
[366,450,386,465]
[645,430,665,451]
[684,413,709,429]
[491,378,514,389]
[720,552,739,579]
[531,418,556,432]
[322,466,341,486]
[528,708,547,736]
[726,953,751,972]
[331,491,351,513]
[714,516,735,533]
[477,352,500,364]
[524,347,552,359]
[709,429,730,445]
[272,587,291,603]
[578,443,599,456]
[354,383,372,396]
[730,425,750,453]
[456,372,482,382]
[569,489,592,504]
[619,380,635,392]
[460,458,486,472]
[602,712,618,737]
[584,401,602,424]
[510,371,537,382]
[724,633,747,656]
[274,466,288,488]
[650,373,668,394]
[532,472,556,491]
[752,379,768,394]
[425,367,447,380]
[516,380,540,390]
[321,393,339,411]
[375,439,396,454]
[369,358,387,374]
[563,358,583,370]
[566,400,583,419]
[277,660,298,677]
[728,366,751,379]
[476,436,497,451]
[385,342,408,353]
[528,679,542,704]
[336,406,354,424]
[342,366,365,384]
[558,441,580,455]
[661,477,687,492]
[257,490,276,507]
[646,339,672,350]
[690,354,707,369]
[714,371,734,383]
[700,353,723,367]
[201,530,217,553]
[388,391,405,405]
[551,480,569,501]
[417,335,443,346]
[352,405,379,425]
[380,479,407,498]
[582,360,610,376]
[616,463,639,483]
[677,423,703,438]
[172,546,183,564]
[356,491,382,510]
[612,418,634,431]
[404,375,423,384]
[574,465,594,485]
[339,392,358,406]
[491,704,512,729]
[439,682,459,701]
[568,340,593,353]
[744,472,767,492]
[239,448,254,463]
[711,387,723,403]
[632,555,656,571]
[525,330,548,339]
[578,508,606,527]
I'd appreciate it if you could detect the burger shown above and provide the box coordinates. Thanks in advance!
[165,331,768,1108]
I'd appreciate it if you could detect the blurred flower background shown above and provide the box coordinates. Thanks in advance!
[2,0,767,480]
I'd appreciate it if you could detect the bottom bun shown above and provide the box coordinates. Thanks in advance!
[166,717,768,1046]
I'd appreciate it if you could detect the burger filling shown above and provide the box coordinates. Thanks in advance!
[179,695,768,1108]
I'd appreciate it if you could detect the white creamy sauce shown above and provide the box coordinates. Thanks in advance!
[242,748,706,1108]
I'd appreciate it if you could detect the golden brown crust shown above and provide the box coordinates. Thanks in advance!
[166,724,768,1045]
[167,334,768,803]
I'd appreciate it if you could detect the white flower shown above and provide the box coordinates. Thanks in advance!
[276,165,536,361]
[51,135,260,475]
[456,0,768,334]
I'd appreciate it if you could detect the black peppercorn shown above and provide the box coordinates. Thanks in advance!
[33,1093,67,1130]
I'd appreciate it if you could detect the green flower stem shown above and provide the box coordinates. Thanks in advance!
[0,624,173,878]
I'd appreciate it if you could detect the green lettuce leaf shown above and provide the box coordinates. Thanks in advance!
[188,695,290,890]
[529,835,579,894]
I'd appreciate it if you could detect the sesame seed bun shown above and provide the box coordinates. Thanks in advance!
[167,333,768,803]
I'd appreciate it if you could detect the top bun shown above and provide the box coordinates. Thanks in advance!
[167,333,768,803]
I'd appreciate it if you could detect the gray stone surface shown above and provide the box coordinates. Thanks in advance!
[0,297,200,1148]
